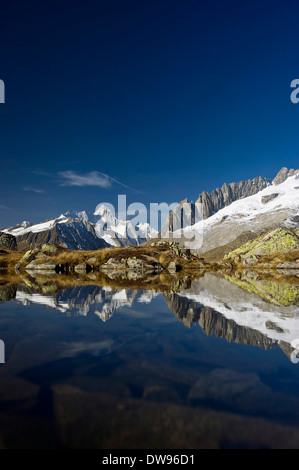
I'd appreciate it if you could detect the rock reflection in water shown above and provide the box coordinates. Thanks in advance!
[0,270,299,448]
[165,272,299,360]
[0,270,299,359]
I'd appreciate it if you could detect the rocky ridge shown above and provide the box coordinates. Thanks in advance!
[162,167,299,241]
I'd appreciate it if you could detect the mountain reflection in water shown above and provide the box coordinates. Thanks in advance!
[0,270,299,449]
[4,270,299,360]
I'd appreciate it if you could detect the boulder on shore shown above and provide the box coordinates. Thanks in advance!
[0,232,17,251]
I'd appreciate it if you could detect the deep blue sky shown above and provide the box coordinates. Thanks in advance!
[0,0,299,227]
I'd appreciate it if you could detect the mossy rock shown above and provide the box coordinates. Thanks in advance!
[0,232,17,251]
[226,228,299,262]
[36,252,48,260]
[23,250,34,260]
[41,244,57,253]
[226,274,299,306]
[42,285,56,293]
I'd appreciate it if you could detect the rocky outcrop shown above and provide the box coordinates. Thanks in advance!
[273,167,299,185]
[261,193,279,204]
[25,261,57,273]
[0,232,17,251]
[225,228,299,269]
[100,256,164,275]
[16,244,59,272]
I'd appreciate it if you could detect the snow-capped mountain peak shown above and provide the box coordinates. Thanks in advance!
[179,171,299,253]
[2,204,157,251]
[94,204,157,247]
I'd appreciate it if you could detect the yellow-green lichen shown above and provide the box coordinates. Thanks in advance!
[225,274,299,306]
[23,250,33,260]
[41,244,56,253]
[225,229,299,259]
[42,285,56,293]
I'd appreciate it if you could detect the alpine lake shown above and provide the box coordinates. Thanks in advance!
[0,267,299,449]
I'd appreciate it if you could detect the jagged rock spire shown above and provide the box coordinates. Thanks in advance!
[273,167,299,185]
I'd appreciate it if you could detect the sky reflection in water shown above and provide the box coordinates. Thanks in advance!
[0,272,299,449]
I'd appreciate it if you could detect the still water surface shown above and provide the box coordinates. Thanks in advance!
[0,272,299,449]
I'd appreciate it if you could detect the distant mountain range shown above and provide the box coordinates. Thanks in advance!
[1,205,158,252]
[1,167,298,254]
